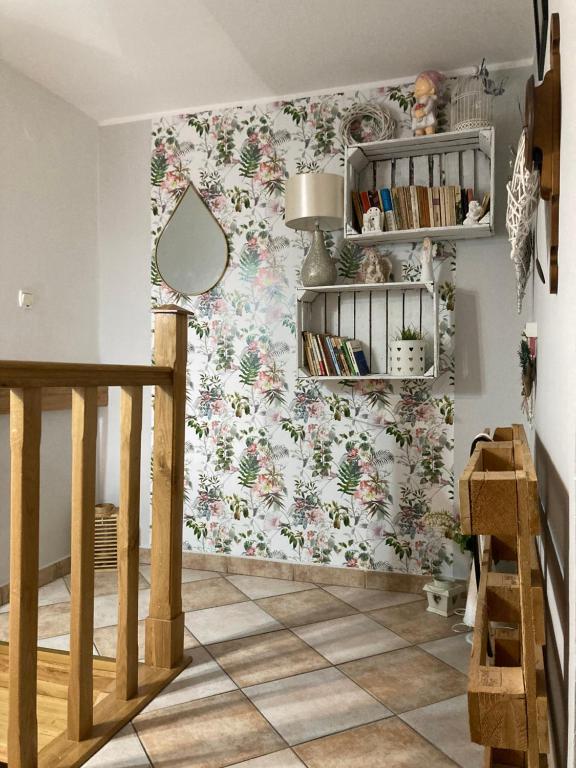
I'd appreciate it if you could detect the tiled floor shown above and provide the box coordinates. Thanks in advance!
[1,568,483,767]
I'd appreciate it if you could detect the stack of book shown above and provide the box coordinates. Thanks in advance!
[351,186,488,232]
[302,332,370,377]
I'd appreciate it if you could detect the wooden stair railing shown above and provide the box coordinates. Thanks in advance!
[0,305,190,768]
[459,424,549,768]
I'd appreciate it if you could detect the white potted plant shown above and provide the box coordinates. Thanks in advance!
[389,326,426,376]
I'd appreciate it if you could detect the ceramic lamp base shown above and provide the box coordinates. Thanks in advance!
[301,229,337,287]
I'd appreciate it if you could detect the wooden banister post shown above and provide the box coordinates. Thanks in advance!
[8,388,42,768]
[145,306,188,669]
[117,385,143,700]
[68,387,98,741]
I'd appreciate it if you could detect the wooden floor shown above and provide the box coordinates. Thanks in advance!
[0,642,189,767]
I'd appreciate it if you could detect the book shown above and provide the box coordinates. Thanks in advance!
[349,339,370,376]
[379,188,397,231]
[418,186,430,228]
[359,191,371,213]
[368,189,382,211]
[351,191,364,232]
[402,187,413,229]
[409,186,420,229]
[427,187,434,228]
[391,188,403,229]
[343,341,360,375]
[432,187,441,227]
[439,186,446,227]
[323,335,339,375]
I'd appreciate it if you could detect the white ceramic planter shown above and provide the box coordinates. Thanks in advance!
[389,339,425,376]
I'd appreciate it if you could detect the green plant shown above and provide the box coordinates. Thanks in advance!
[518,335,532,375]
[395,325,424,341]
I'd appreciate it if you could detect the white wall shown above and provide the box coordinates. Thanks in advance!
[0,62,99,583]
[454,67,531,483]
[533,3,576,765]
[97,121,154,542]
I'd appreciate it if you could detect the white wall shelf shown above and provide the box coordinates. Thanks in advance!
[343,127,495,244]
[296,281,439,381]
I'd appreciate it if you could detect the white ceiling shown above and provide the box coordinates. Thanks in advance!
[0,0,534,124]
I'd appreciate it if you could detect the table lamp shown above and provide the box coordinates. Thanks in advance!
[284,172,344,286]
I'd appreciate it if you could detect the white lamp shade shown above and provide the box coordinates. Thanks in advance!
[284,172,344,231]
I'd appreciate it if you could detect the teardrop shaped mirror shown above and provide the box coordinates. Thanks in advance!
[155,183,228,295]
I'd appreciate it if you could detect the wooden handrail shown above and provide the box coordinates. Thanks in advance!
[4,305,189,764]
[0,362,172,388]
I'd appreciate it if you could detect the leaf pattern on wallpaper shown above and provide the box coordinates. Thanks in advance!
[150,78,458,575]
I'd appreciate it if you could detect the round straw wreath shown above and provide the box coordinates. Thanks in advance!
[339,103,395,145]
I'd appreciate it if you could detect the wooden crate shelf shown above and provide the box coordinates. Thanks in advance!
[296,281,439,381]
[343,128,495,244]
[460,425,549,768]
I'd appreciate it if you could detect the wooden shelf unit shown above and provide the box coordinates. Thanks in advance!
[344,128,495,245]
[459,425,549,768]
[296,281,439,381]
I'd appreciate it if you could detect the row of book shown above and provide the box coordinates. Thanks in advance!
[351,186,488,232]
[302,332,369,377]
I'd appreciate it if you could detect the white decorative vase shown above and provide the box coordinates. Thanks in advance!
[389,340,425,376]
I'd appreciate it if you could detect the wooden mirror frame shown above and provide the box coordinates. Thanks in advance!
[525,12,561,294]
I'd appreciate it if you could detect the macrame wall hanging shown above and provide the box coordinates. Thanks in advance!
[506,128,540,313]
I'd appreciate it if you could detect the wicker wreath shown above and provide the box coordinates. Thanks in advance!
[339,103,395,145]
[506,128,540,313]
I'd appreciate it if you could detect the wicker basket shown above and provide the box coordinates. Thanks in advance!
[94,503,118,571]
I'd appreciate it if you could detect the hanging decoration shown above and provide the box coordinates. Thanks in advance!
[339,102,395,145]
[506,128,540,313]
[518,327,537,423]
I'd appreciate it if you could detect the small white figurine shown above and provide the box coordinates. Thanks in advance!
[359,248,393,283]
[362,206,383,234]
[419,237,436,282]
[464,200,483,226]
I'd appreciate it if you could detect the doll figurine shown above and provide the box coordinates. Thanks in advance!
[411,70,444,136]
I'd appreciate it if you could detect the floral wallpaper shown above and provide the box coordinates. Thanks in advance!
[150,78,458,575]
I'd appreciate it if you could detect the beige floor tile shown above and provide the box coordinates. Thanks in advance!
[93,589,151,629]
[400,695,483,768]
[84,723,151,767]
[65,570,149,597]
[185,601,283,645]
[292,614,409,665]
[227,750,305,767]
[293,717,458,767]
[134,689,285,768]
[419,633,472,675]
[323,585,424,612]
[93,620,199,660]
[226,574,315,600]
[141,647,236,712]
[0,578,71,614]
[140,564,222,583]
[339,646,467,714]
[0,601,71,641]
[180,577,247,612]
[243,667,391,746]
[37,633,98,654]
[256,589,356,628]
[208,629,328,687]
[369,600,458,644]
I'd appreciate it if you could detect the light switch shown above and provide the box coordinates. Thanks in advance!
[18,290,34,309]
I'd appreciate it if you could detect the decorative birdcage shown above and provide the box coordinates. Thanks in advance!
[451,74,493,131]
[451,60,505,132]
